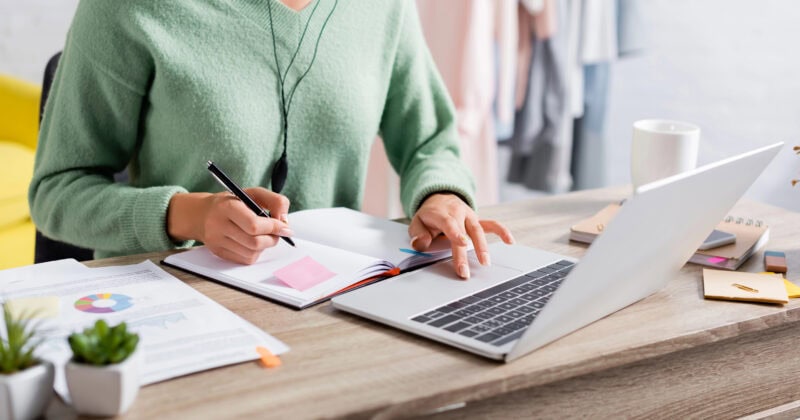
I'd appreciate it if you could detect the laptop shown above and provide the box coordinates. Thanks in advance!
[332,143,782,362]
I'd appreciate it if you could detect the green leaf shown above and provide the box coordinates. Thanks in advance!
[66,320,138,366]
[109,348,126,364]
[108,328,123,350]
[95,319,109,337]
[0,306,46,374]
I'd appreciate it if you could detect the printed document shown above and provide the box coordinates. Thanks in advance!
[0,260,288,400]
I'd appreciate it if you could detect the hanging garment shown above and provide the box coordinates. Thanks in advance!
[571,0,617,190]
[507,0,573,193]
[364,0,515,215]
[514,0,558,111]
[580,0,618,65]
[494,0,519,141]
[521,0,545,13]
[570,63,610,189]
[417,0,521,206]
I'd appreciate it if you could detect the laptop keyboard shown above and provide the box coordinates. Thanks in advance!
[411,260,574,347]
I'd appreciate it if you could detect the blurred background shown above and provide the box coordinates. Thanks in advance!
[1,0,799,267]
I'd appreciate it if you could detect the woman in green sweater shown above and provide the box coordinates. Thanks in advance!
[29,0,513,279]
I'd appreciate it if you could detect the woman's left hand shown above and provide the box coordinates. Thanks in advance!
[408,193,515,279]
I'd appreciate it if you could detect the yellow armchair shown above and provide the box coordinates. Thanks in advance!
[0,74,40,269]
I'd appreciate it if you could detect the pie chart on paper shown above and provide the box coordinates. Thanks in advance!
[74,293,133,314]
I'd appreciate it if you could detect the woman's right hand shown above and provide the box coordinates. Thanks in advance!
[167,188,292,265]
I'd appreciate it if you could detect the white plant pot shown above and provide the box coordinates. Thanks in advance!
[65,349,141,417]
[0,361,55,420]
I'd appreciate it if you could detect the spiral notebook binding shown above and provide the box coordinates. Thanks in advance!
[723,216,764,228]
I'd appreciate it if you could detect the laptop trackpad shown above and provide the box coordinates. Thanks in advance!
[368,257,524,317]
[418,255,523,284]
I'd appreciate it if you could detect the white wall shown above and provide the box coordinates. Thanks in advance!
[606,0,800,212]
[0,0,79,83]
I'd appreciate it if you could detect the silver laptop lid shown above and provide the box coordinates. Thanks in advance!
[507,142,782,361]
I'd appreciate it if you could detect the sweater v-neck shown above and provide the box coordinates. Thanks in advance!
[232,0,321,71]
[234,0,316,32]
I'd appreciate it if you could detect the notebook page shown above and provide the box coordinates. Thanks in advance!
[287,208,452,267]
[166,238,386,307]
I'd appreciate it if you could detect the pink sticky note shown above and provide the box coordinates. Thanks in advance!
[707,256,728,264]
[274,256,336,291]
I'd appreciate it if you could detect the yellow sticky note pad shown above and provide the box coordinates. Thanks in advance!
[760,272,800,299]
[783,279,800,298]
[4,296,61,319]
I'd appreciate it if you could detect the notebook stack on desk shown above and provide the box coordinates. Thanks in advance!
[570,203,769,270]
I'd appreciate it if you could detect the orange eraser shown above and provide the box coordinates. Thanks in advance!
[256,346,282,368]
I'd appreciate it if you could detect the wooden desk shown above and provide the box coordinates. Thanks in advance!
[47,187,800,419]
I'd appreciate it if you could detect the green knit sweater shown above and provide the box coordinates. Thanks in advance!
[29,0,476,259]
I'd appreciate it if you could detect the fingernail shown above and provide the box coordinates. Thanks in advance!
[458,263,470,279]
[280,214,289,224]
[410,235,419,247]
[481,252,491,266]
[277,228,294,237]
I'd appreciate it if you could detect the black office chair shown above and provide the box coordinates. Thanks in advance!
[33,52,128,263]
[34,53,93,263]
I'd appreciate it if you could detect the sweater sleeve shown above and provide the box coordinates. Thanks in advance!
[28,0,192,256]
[378,0,477,218]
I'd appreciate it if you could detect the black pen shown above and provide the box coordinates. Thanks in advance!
[206,161,296,247]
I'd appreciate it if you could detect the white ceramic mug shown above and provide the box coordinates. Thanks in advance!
[631,119,700,191]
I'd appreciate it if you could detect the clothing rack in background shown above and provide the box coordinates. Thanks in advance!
[363,0,645,218]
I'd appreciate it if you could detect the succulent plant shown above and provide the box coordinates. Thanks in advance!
[68,320,139,366]
[0,306,42,374]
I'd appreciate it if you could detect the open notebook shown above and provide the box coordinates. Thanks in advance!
[162,208,456,309]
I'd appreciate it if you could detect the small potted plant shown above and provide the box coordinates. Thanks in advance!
[0,307,54,420]
[65,320,140,416]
